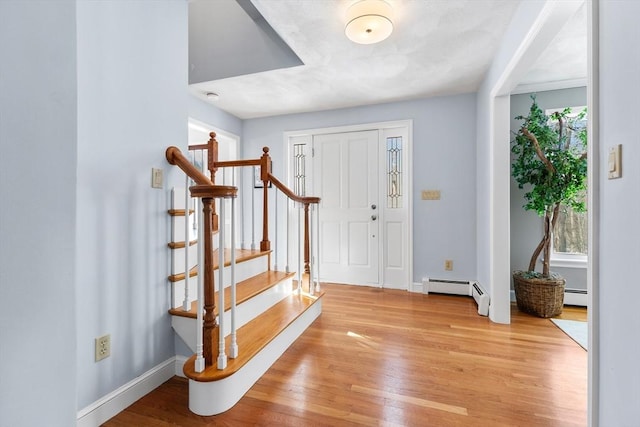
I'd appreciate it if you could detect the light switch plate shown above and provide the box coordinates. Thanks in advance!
[608,144,622,179]
[422,190,441,200]
[152,168,163,188]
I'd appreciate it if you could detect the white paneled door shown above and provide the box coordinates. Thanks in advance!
[313,130,380,285]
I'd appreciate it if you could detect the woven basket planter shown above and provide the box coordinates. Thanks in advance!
[513,271,565,318]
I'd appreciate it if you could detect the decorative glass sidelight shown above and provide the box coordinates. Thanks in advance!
[293,143,306,197]
[387,136,402,208]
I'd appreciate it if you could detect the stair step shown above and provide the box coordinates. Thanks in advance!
[169,270,294,318]
[168,209,194,216]
[167,248,270,282]
[168,240,197,249]
[183,290,323,382]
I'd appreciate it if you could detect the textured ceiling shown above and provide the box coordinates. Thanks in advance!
[518,2,587,90]
[189,0,586,120]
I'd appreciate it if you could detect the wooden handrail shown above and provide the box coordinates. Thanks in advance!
[267,173,320,205]
[215,159,261,168]
[166,146,212,186]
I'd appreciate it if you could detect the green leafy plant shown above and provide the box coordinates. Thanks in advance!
[512,96,587,277]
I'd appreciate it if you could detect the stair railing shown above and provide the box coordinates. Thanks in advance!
[265,172,321,293]
[166,146,237,372]
[216,153,320,291]
[166,134,321,371]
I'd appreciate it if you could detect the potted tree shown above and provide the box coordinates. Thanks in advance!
[511,96,587,317]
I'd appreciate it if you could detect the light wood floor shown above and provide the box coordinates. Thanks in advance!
[104,284,587,426]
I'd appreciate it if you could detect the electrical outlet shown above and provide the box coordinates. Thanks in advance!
[95,334,111,362]
[445,259,453,271]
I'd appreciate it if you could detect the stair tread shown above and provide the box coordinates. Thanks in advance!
[168,209,194,216]
[168,248,270,282]
[169,270,295,318]
[183,291,323,382]
[168,240,197,249]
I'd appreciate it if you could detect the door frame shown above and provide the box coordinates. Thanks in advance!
[283,119,413,290]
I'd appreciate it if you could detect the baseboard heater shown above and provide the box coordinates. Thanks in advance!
[564,288,588,307]
[422,278,490,316]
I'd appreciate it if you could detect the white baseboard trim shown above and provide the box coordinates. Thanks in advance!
[76,357,176,427]
[175,355,188,378]
[381,282,409,291]
[511,289,587,306]
[410,281,423,293]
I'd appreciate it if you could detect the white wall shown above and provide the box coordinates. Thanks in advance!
[75,0,188,411]
[0,2,78,426]
[189,95,243,138]
[598,0,640,423]
[242,94,478,284]
[510,88,588,291]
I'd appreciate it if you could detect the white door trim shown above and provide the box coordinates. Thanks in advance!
[284,120,413,290]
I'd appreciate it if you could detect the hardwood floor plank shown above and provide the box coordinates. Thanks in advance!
[103,284,587,426]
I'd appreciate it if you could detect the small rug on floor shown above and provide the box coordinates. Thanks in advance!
[551,318,588,350]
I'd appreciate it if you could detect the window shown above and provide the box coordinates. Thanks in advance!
[293,143,306,197]
[386,136,403,208]
[547,106,588,267]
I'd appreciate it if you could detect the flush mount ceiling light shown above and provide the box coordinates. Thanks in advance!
[206,92,219,101]
[345,0,394,45]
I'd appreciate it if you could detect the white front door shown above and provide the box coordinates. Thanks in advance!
[313,130,379,285]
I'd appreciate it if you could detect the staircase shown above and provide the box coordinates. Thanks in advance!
[166,135,322,415]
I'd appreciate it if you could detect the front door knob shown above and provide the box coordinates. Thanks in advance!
[371,215,377,221]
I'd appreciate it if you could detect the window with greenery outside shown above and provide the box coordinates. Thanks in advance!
[548,107,588,258]
[512,96,587,277]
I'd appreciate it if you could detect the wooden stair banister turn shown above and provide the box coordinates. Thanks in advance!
[165,146,212,186]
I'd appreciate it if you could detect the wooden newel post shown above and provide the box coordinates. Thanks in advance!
[208,132,219,232]
[201,197,219,366]
[304,203,310,274]
[260,147,271,251]
[190,184,237,368]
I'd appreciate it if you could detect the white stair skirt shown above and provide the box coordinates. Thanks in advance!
[189,299,322,416]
